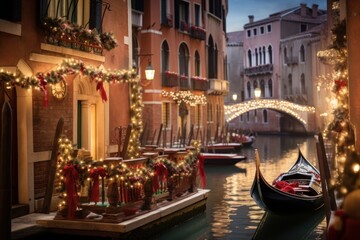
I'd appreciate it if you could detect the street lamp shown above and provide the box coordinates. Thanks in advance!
[232,93,238,102]
[145,59,155,80]
[254,87,261,98]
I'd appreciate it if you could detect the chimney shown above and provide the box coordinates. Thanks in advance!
[300,3,307,17]
[312,4,318,18]
[248,15,254,23]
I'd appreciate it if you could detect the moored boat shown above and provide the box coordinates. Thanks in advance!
[250,149,323,212]
[198,152,246,165]
[203,142,242,153]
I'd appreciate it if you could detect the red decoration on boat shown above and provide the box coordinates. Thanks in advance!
[197,154,206,187]
[89,167,106,203]
[153,162,168,193]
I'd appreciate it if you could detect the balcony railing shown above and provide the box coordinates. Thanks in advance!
[208,78,229,95]
[191,77,208,91]
[179,76,190,90]
[162,71,179,88]
[190,25,206,40]
[180,21,189,32]
[244,64,273,76]
[284,57,298,65]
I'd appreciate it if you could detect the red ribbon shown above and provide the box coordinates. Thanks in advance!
[37,73,49,107]
[96,81,108,102]
[153,162,168,192]
[197,155,206,188]
[63,164,79,218]
[89,167,106,203]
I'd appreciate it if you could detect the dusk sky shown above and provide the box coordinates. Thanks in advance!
[227,0,327,32]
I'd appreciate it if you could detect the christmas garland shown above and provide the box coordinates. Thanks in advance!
[161,90,207,106]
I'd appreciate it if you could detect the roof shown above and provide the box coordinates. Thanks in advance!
[244,4,326,29]
[226,31,244,44]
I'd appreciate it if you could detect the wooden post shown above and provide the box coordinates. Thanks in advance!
[121,124,132,159]
[0,102,12,239]
[170,125,173,148]
[42,117,64,213]
[115,126,122,157]
[187,124,194,146]
[150,129,157,145]
[156,123,163,147]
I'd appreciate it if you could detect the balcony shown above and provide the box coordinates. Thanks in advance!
[208,78,229,95]
[162,71,179,88]
[179,75,190,90]
[244,64,273,76]
[132,9,143,28]
[285,57,298,66]
[161,14,173,28]
[191,77,208,91]
[190,25,206,40]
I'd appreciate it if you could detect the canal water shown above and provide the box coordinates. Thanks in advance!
[155,135,327,240]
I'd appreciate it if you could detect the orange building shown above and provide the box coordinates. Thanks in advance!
[132,0,229,147]
[0,0,133,216]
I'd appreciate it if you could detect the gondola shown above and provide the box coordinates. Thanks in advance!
[198,152,246,165]
[250,149,323,212]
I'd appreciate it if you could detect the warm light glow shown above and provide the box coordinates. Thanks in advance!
[145,61,155,80]
[232,93,238,101]
[254,87,261,98]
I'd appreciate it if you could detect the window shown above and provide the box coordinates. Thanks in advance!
[247,29,251,37]
[246,112,250,122]
[268,79,273,97]
[268,45,273,64]
[284,47,287,64]
[288,74,293,95]
[255,48,258,66]
[194,51,200,76]
[260,26,264,34]
[194,4,201,27]
[179,43,189,76]
[300,45,305,62]
[207,104,213,122]
[260,79,265,97]
[262,46,266,64]
[247,81,251,99]
[263,110,268,123]
[179,1,189,31]
[162,102,170,129]
[195,104,201,127]
[300,24,307,32]
[253,28,257,36]
[161,0,171,26]
[161,41,170,73]
[301,74,306,94]
[267,24,272,33]
[0,0,21,22]
[209,0,221,18]
[208,35,217,78]
[247,49,252,67]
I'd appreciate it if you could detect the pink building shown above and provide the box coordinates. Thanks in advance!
[241,3,326,134]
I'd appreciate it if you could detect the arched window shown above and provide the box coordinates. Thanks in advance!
[161,41,170,73]
[301,73,306,94]
[262,46,266,64]
[248,49,252,67]
[300,45,305,62]
[179,42,189,76]
[255,48,258,66]
[263,109,268,123]
[268,79,273,97]
[288,74,293,95]
[268,45,273,64]
[284,47,287,64]
[208,35,217,78]
[194,51,200,76]
[253,81,258,99]
[259,48,262,65]
[260,79,265,97]
[247,81,251,98]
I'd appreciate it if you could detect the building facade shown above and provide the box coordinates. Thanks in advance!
[132,0,229,146]
[0,0,133,215]
[240,3,326,134]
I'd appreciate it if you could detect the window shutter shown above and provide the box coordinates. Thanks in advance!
[0,0,21,22]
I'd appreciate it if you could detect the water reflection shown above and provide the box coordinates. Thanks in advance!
[155,135,326,240]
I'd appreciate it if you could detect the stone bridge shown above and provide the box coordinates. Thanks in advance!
[224,99,316,131]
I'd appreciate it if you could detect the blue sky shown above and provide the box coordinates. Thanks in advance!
[227,0,327,32]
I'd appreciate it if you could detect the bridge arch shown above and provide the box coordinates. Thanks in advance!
[224,99,316,130]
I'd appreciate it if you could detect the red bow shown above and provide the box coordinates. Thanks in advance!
[153,162,168,193]
[63,164,79,218]
[89,167,106,203]
[96,81,108,102]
